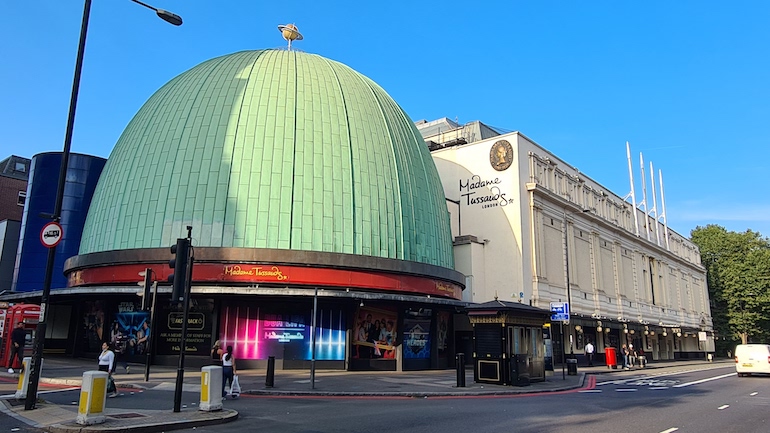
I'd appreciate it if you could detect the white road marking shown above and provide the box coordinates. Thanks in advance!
[659,428,678,433]
[616,388,637,392]
[596,365,733,386]
[649,387,669,390]
[578,390,602,393]
[0,387,80,399]
[750,392,758,396]
[672,372,735,388]
[718,404,729,410]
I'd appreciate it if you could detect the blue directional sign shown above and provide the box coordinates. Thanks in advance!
[550,302,569,322]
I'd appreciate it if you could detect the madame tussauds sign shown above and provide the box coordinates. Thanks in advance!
[460,175,510,208]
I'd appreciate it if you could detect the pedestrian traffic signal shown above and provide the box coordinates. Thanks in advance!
[169,238,190,305]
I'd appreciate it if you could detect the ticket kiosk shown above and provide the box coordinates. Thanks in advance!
[466,300,550,386]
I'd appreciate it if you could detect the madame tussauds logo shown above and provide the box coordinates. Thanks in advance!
[224,265,288,280]
[459,174,510,208]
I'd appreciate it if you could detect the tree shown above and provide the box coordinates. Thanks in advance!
[691,225,770,348]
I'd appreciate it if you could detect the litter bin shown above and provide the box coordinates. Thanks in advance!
[566,358,578,376]
[605,347,617,369]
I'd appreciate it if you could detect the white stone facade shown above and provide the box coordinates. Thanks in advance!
[428,126,714,360]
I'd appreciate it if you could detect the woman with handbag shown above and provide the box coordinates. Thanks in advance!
[221,345,236,398]
[98,342,118,398]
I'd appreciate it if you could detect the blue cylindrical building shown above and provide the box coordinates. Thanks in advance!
[12,152,106,292]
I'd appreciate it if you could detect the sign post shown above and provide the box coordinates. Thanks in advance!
[550,302,570,380]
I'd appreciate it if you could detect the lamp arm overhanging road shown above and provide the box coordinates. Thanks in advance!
[130,0,183,25]
[24,0,182,411]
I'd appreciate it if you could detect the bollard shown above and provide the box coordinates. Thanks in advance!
[15,357,39,399]
[456,353,466,387]
[199,366,223,411]
[77,371,108,425]
[266,356,275,388]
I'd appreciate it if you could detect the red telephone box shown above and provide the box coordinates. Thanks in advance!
[1,304,40,369]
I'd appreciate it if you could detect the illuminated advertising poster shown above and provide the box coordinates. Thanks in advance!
[262,312,307,361]
[219,303,345,361]
[352,306,397,359]
[403,318,431,359]
[309,309,346,361]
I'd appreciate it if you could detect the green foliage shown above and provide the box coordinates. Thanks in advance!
[691,225,770,346]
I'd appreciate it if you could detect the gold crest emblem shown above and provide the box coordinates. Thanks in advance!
[489,140,513,171]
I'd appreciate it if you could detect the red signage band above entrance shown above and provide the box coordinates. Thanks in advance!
[67,262,463,300]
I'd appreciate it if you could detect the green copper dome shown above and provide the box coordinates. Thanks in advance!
[80,49,454,268]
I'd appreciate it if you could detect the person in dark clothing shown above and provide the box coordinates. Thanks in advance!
[7,322,26,373]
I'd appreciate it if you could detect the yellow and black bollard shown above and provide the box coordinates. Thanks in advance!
[76,371,108,425]
[199,365,223,411]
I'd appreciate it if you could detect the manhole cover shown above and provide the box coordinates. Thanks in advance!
[108,413,147,419]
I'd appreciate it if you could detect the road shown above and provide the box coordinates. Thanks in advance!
[16,364,770,433]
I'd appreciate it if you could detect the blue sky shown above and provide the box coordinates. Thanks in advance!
[2,1,769,239]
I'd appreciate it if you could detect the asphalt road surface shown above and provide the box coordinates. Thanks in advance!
[12,364,770,433]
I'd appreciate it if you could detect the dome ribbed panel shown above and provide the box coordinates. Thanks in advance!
[79,50,454,269]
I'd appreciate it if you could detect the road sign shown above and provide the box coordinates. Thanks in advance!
[550,302,570,322]
[40,222,63,248]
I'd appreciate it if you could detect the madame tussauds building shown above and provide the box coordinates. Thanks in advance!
[62,49,466,371]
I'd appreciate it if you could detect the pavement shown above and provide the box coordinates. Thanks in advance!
[0,355,733,433]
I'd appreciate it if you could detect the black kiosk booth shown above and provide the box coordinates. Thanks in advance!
[466,301,550,386]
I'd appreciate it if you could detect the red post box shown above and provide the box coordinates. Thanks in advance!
[1,304,40,370]
[604,346,617,369]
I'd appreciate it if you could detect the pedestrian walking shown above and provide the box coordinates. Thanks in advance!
[221,345,236,398]
[585,341,595,366]
[110,322,130,373]
[211,340,223,366]
[98,342,118,398]
[6,322,26,373]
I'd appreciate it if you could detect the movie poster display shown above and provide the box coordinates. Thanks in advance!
[219,303,345,361]
[403,316,431,359]
[80,300,105,353]
[155,299,214,356]
[109,301,150,361]
[437,311,450,356]
[352,306,397,359]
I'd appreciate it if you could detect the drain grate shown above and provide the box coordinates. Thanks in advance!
[108,413,147,419]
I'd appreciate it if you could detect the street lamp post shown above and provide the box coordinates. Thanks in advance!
[24,0,182,411]
[563,208,591,360]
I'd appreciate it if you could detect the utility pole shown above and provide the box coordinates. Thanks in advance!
[172,226,193,413]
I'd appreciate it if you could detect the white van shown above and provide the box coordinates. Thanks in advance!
[734,344,770,376]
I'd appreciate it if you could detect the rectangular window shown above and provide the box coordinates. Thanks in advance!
[17,191,26,206]
[15,162,26,172]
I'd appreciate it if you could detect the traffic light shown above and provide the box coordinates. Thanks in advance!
[169,238,190,305]
[137,268,153,310]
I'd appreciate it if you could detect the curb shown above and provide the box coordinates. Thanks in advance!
[243,373,587,397]
[45,409,239,433]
